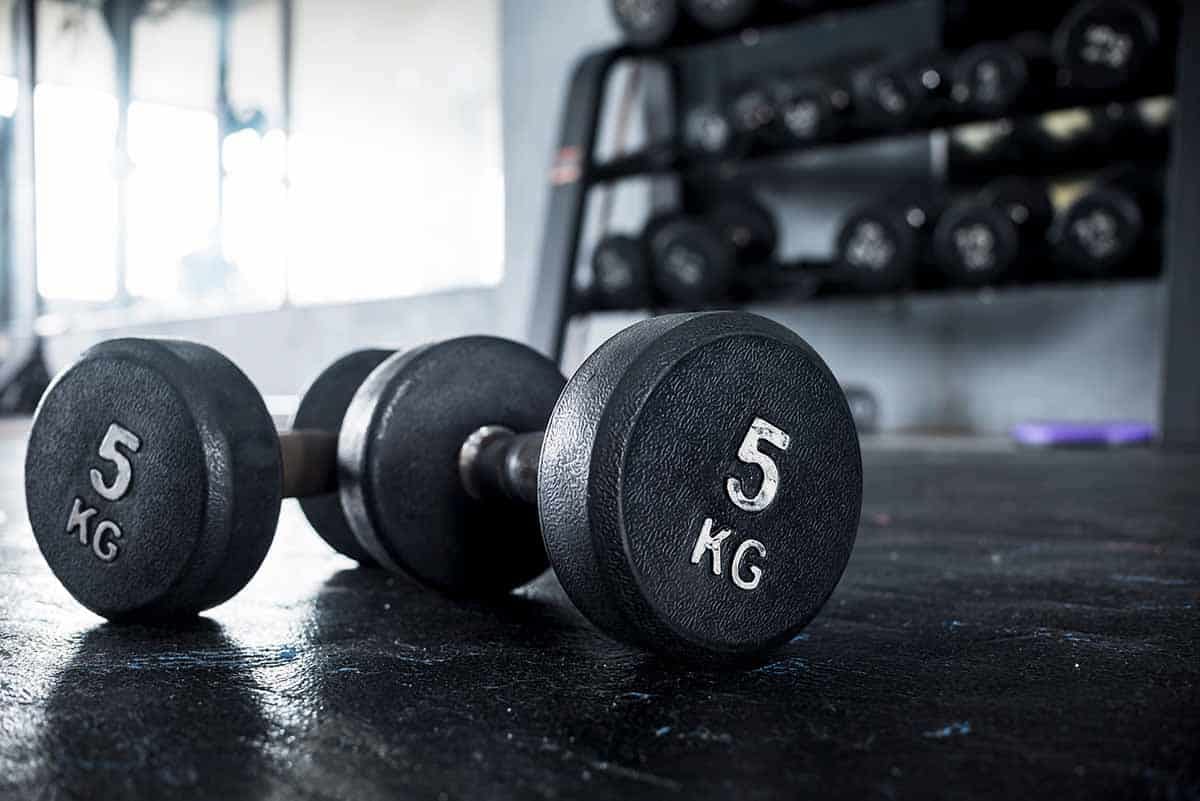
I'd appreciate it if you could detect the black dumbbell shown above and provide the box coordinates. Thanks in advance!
[771,76,854,147]
[28,314,862,662]
[950,33,1055,117]
[1049,165,1162,278]
[706,194,779,267]
[1052,0,1161,92]
[610,0,687,48]
[682,104,737,160]
[835,187,944,292]
[854,51,953,130]
[591,234,655,310]
[645,214,736,306]
[931,197,1021,287]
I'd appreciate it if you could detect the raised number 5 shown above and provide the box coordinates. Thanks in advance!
[90,423,141,502]
[726,418,791,513]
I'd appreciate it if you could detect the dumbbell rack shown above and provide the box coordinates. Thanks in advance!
[529,0,1200,448]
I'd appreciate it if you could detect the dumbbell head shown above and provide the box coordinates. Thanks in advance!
[932,199,1020,287]
[1053,0,1159,90]
[338,337,563,596]
[647,216,736,306]
[836,204,920,292]
[611,0,682,47]
[25,339,281,620]
[1050,185,1143,276]
[952,41,1033,116]
[292,349,394,566]
[540,311,862,661]
[706,195,779,266]
[773,80,851,146]
[682,105,735,159]
[591,234,653,309]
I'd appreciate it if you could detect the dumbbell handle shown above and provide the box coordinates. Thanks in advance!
[278,430,339,498]
[276,426,543,506]
[458,426,543,506]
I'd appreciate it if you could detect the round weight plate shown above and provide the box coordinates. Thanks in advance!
[1051,186,1143,276]
[836,206,916,292]
[952,42,1029,116]
[339,337,563,596]
[25,339,281,620]
[540,312,862,661]
[1053,0,1158,90]
[933,200,1020,287]
[648,217,735,306]
[707,196,779,266]
[293,349,393,565]
[611,0,682,47]
[592,234,652,310]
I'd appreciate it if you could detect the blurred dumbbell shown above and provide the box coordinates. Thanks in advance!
[1052,0,1162,92]
[646,213,736,306]
[854,51,954,130]
[835,186,945,292]
[28,314,863,663]
[950,33,1055,117]
[770,76,854,147]
[684,0,759,32]
[610,0,688,47]
[707,194,780,266]
[726,81,778,150]
[591,234,654,310]
[682,105,737,160]
[932,177,1053,287]
[1049,165,1162,277]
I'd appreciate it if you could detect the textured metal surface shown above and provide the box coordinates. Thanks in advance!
[24,339,281,620]
[339,338,562,596]
[541,313,861,661]
[2,421,1198,799]
[293,349,393,565]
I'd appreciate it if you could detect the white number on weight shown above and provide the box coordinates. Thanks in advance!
[688,418,792,592]
[90,423,141,502]
[726,418,790,513]
[66,422,141,562]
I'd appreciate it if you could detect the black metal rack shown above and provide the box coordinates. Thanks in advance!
[529,0,1196,448]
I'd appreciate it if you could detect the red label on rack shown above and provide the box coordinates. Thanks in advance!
[550,146,583,185]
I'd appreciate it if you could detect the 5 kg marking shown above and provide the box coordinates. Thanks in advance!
[690,418,790,592]
[66,423,141,562]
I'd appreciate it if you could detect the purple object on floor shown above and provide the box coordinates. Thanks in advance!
[1010,421,1156,447]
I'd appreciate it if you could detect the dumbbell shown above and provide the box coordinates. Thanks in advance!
[726,82,777,149]
[591,234,655,310]
[950,33,1055,117]
[1049,165,1162,278]
[770,76,854,147]
[853,51,954,130]
[1052,0,1161,92]
[27,313,862,662]
[645,214,735,306]
[835,187,945,292]
[610,0,687,48]
[931,177,1054,288]
[683,0,759,32]
[706,194,779,267]
[682,105,737,160]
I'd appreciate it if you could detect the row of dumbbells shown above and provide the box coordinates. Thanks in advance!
[838,166,1163,293]
[590,195,781,310]
[589,165,1161,310]
[26,312,862,663]
[685,3,1169,158]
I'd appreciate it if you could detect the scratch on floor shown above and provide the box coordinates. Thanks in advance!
[587,759,682,791]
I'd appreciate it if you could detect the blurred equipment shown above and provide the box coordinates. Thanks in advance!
[27,313,863,663]
[591,233,654,309]
[1049,165,1163,277]
[1052,0,1162,91]
[836,186,944,292]
[1011,419,1155,446]
[646,214,735,306]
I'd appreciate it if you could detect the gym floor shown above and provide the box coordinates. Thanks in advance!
[0,420,1196,800]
